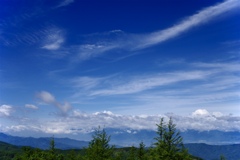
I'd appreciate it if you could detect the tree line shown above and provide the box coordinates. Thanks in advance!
[3,118,204,160]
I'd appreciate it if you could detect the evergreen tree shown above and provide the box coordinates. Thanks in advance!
[85,127,114,160]
[220,155,226,160]
[127,146,137,160]
[137,141,145,160]
[48,137,57,160]
[66,150,77,160]
[15,147,47,160]
[146,147,158,160]
[113,150,124,160]
[154,117,191,160]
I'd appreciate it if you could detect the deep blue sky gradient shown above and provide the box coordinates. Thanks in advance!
[0,0,240,137]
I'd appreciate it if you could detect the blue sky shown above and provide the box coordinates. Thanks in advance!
[0,0,240,137]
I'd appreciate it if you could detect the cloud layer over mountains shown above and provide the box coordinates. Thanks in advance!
[1,102,239,136]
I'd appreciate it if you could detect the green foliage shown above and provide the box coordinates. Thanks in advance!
[14,147,45,160]
[126,146,136,160]
[138,142,146,160]
[85,127,114,160]
[220,154,226,160]
[13,138,65,160]
[153,117,192,160]
[0,141,21,160]
[48,137,57,160]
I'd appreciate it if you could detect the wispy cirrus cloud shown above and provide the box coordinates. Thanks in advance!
[70,76,104,90]
[192,62,240,72]
[0,8,47,47]
[90,70,212,96]
[0,1,67,49]
[0,22,65,53]
[72,0,240,61]
[135,0,240,49]
[65,60,240,115]
[76,44,118,61]
[66,60,240,98]
[1,0,239,61]
[0,27,42,46]
[25,104,38,110]
[55,0,74,8]
[41,27,65,50]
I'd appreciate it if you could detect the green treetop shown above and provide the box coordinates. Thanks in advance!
[153,117,191,160]
[85,127,114,160]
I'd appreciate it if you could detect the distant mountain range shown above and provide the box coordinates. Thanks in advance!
[1,129,240,147]
[1,129,240,160]
[103,128,240,146]
[185,143,240,160]
[0,132,89,150]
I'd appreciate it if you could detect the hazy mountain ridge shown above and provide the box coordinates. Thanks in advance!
[181,129,240,144]
[185,143,240,160]
[103,128,240,146]
[0,133,89,150]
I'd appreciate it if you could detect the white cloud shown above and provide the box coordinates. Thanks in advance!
[192,109,210,116]
[212,112,224,117]
[6,125,29,132]
[37,91,56,104]
[25,104,38,110]
[58,102,72,114]
[37,91,72,116]
[4,109,240,135]
[0,105,12,117]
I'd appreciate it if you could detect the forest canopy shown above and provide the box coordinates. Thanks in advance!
[1,118,204,160]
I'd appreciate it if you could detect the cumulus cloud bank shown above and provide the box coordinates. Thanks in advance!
[3,109,240,135]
